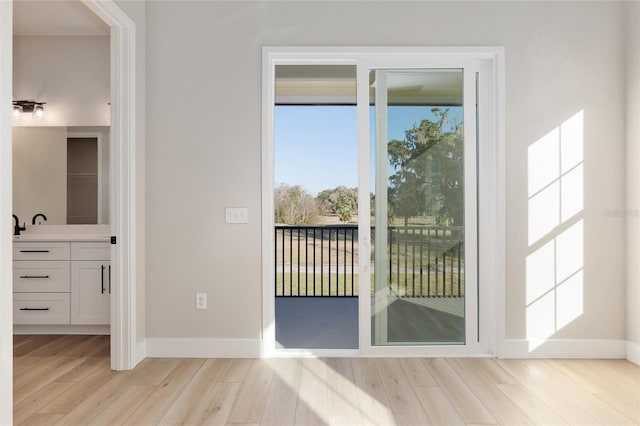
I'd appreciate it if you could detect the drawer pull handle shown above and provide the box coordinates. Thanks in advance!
[19,307,50,311]
[19,250,50,253]
[19,275,50,279]
[101,265,106,294]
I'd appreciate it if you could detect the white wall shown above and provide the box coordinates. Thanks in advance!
[12,127,67,225]
[0,2,12,423]
[626,1,640,362]
[13,35,109,126]
[145,0,627,353]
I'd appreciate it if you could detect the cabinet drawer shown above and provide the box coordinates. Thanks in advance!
[71,242,110,261]
[14,293,70,325]
[13,242,70,261]
[13,261,70,292]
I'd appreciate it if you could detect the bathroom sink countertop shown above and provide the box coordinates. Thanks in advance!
[12,225,110,242]
[13,234,110,242]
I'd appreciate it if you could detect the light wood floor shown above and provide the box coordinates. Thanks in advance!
[14,335,640,425]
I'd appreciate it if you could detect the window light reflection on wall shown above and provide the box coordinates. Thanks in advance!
[526,110,585,351]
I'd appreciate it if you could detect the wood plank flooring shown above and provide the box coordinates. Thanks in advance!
[13,335,640,425]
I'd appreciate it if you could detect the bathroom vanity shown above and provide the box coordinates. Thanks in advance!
[13,225,111,334]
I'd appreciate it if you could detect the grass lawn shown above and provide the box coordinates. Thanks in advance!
[276,273,359,296]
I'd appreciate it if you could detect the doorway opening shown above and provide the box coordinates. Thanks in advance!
[274,65,359,350]
[6,0,138,373]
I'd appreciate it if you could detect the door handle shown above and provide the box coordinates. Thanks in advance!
[101,265,105,294]
[108,265,111,294]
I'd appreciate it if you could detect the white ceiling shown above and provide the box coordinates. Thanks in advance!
[275,65,463,106]
[13,0,109,36]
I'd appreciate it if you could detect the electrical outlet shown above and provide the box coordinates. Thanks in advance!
[225,207,248,224]
[196,292,207,310]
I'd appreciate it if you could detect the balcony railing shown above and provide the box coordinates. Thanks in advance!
[275,225,464,298]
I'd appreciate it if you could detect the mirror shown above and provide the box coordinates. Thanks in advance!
[13,126,110,225]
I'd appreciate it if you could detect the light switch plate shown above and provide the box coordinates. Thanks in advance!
[225,207,248,224]
[196,292,207,310]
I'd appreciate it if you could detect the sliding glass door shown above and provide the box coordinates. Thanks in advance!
[264,49,493,356]
[358,61,478,348]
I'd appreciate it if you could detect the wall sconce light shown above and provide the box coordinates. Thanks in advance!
[33,103,45,120]
[12,100,46,120]
[12,104,23,118]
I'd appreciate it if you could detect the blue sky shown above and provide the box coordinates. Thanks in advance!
[274,105,462,196]
[274,106,358,195]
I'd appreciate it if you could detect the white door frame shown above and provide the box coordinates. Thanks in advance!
[261,47,505,357]
[81,0,138,371]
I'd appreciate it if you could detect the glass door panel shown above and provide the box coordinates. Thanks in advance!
[273,64,359,350]
[371,69,466,346]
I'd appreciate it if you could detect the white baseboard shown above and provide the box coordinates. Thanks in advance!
[498,339,627,359]
[13,324,110,335]
[627,340,640,365]
[135,338,640,362]
[133,339,146,367]
[145,338,261,358]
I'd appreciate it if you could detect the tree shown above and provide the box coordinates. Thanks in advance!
[316,186,358,223]
[387,108,464,226]
[274,183,320,224]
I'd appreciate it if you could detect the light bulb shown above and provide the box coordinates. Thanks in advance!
[13,104,23,119]
[33,104,44,120]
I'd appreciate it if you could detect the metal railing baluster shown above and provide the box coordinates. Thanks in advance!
[412,228,416,297]
[343,229,347,296]
[305,228,308,296]
[274,224,462,298]
[351,228,355,296]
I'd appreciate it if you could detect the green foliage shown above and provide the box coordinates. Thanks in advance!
[387,108,464,226]
[274,183,320,225]
[316,186,358,223]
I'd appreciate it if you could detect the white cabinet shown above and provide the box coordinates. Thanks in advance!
[71,242,110,261]
[13,242,71,326]
[13,241,110,328]
[71,260,110,325]
[13,293,70,325]
[13,260,70,293]
[13,241,70,261]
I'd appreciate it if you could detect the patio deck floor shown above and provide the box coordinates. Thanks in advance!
[275,296,464,349]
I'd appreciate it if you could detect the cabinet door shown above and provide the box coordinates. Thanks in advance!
[71,260,110,325]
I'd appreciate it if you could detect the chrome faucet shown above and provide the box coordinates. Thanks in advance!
[32,213,47,225]
[13,214,26,236]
